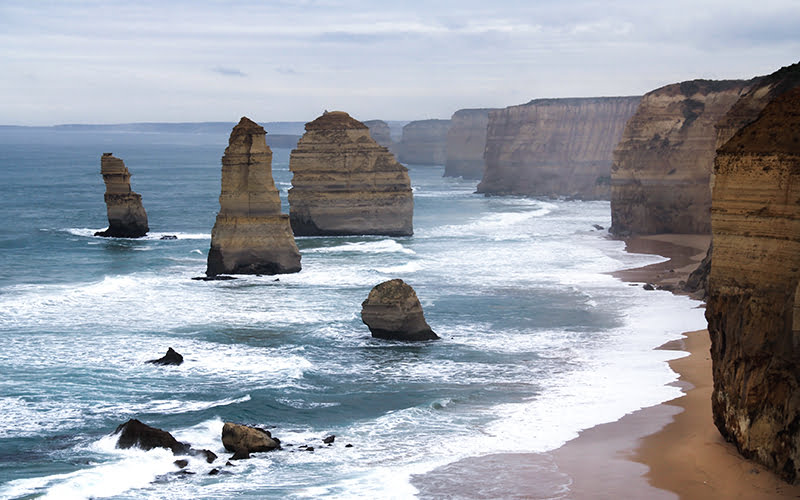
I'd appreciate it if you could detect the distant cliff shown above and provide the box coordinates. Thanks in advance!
[363,120,393,149]
[444,108,494,179]
[609,80,753,235]
[397,119,450,165]
[706,64,800,484]
[477,97,640,199]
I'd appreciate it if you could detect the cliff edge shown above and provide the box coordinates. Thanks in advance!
[707,81,800,483]
[477,97,640,199]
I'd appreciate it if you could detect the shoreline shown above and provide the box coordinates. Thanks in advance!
[415,234,800,499]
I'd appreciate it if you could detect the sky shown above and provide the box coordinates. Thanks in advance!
[1,0,799,125]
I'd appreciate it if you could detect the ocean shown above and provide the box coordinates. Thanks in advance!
[0,126,706,499]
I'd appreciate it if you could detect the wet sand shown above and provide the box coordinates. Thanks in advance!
[415,234,800,499]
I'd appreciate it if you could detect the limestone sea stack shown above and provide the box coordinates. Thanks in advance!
[361,279,438,341]
[609,80,754,235]
[363,120,393,149]
[444,108,494,179]
[707,81,800,483]
[288,111,413,236]
[397,119,450,165]
[94,153,149,238]
[477,97,640,199]
[205,117,301,276]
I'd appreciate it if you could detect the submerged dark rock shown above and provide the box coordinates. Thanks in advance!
[323,435,335,444]
[160,235,178,240]
[361,279,438,341]
[146,347,184,366]
[191,275,237,281]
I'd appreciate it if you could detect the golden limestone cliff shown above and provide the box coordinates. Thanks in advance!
[477,97,640,199]
[397,119,450,165]
[288,111,413,236]
[95,153,149,238]
[707,71,800,483]
[444,108,494,180]
[206,117,301,276]
[609,80,754,235]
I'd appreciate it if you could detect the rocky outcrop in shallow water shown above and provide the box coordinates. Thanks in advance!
[609,80,754,235]
[205,117,301,276]
[444,108,494,179]
[95,153,149,238]
[222,422,280,457]
[361,279,438,341]
[706,75,800,483]
[477,97,640,199]
[288,111,413,236]
[146,347,183,366]
[115,419,217,463]
[397,119,450,165]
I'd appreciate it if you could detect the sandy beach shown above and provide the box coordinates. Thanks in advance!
[416,234,800,499]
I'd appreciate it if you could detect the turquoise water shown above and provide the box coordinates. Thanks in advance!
[0,127,705,499]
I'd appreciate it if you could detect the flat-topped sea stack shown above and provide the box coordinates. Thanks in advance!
[444,108,494,179]
[707,72,800,483]
[206,117,301,276]
[397,119,450,165]
[288,111,413,236]
[363,120,393,149]
[95,153,149,238]
[477,97,640,199]
[361,279,438,341]
[609,80,754,235]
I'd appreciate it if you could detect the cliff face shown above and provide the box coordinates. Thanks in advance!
[444,108,493,179]
[206,117,301,276]
[610,80,754,235]
[95,153,149,238]
[397,119,450,165]
[707,74,800,483]
[288,111,413,236]
[363,120,393,149]
[477,97,640,199]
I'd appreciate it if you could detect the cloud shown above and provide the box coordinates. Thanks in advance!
[212,67,247,77]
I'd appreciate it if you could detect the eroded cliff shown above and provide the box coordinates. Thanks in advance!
[443,108,493,179]
[206,117,301,276]
[707,76,800,483]
[477,97,640,199]
[95,153,149,238]
[363,120,393,149]
[397,119,450,165]
[288,111,413,236]
[610,80,754,235]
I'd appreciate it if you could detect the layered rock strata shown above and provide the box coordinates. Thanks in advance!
[707,82,800,483]
[206,117,301,276]
[95,153,149,238]
[397,119,450,165]
[610,80,754,235]
[288,111,413,236]
[363,120,393,149]
[444,108,494,179]
[361,279,438,341]
[477,97,640,199]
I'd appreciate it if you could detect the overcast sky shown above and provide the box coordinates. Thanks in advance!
[2,0,799,125]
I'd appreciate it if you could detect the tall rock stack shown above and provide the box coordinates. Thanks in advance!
[609,80,753,235]
[444,108,494,180]
[95,153,149,238]
[206,117,301,276]
[477,97,640,199]
[706,65,800,483]
[397,119,450,165]
[288,111,413,236]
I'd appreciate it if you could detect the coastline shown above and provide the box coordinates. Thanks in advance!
[416,234,800,499]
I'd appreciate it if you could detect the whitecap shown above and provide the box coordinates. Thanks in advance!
[305,239,415,255]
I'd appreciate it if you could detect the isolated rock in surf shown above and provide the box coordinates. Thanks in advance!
[707,74,800,484]
[206,117,301,276]
[288,111,413,236]
[95,153,149,238]
[221,422,280,455]
[361,279,438,341]
[114,419,217,463]
[146,347,184,366]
